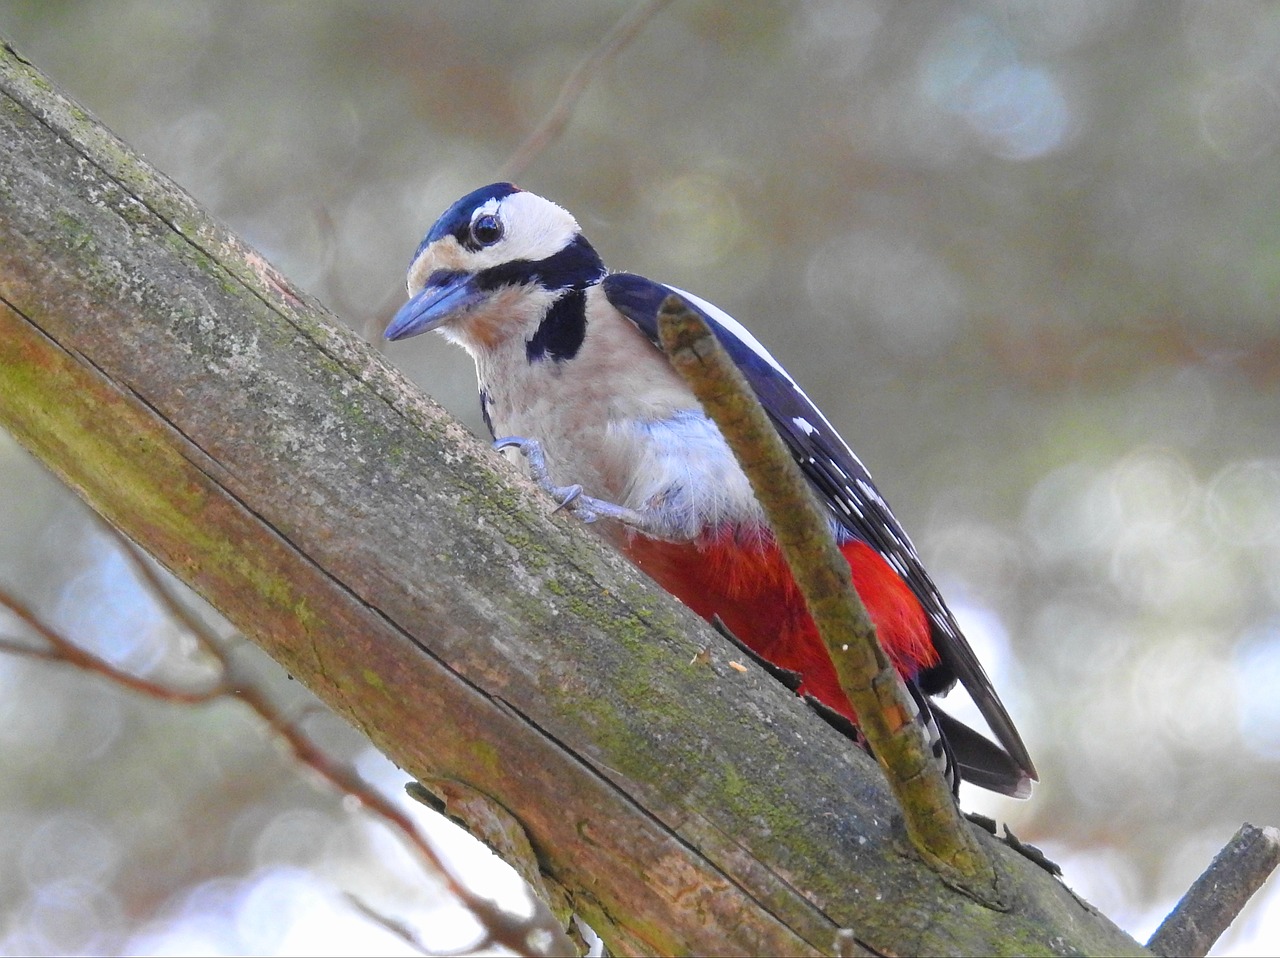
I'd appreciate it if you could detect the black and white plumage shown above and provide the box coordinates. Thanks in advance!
[387,182,1036,797]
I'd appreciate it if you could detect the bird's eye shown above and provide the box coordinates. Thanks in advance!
[471,213,503,246]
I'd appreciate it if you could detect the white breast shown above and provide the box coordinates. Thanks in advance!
[473,290,764,541]
[609,410,766,539]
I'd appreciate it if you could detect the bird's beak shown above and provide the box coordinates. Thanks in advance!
[385,271,484,341]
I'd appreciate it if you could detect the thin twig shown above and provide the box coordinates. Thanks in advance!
[234,675,573,957]
[498,0,674,180]
[104,522,576,957]
[91,513,232,667]
[344,893,434,956]
[0,518,577,958]
[0,586,227,703]
[655,295,998,897]
[0,635,61,660]
[1148,823,1280,958]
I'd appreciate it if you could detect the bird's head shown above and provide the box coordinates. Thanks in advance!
[386,183,606,353]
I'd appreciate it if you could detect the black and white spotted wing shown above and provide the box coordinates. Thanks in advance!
[602,273,1035,792]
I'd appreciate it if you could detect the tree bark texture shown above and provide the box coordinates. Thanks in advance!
[0,39,1147,957]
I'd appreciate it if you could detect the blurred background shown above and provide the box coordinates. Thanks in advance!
[1,1,1279,954]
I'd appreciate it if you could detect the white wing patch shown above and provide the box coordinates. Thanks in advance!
[670,284,882,485]
[856,477,888,509]
[669,286,793,380]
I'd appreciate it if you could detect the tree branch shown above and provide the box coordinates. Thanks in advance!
[1147,823,1280,958]
[0,518,574,957]
[0,36,1151,956]
[0,585,226,703]
[656,296,997,900]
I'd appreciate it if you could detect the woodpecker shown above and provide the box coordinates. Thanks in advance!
[387,182,1036,797]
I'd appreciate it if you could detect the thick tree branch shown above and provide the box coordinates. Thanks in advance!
[0,37,1150,956]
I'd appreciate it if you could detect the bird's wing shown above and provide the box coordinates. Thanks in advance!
[602,272,1035,788]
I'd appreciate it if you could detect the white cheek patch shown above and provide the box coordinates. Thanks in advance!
[471,192,581,270]
[405,192,582,294]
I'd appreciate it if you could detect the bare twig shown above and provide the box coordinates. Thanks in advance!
[655,294,998,899]
[407,777,572,929]
[91,514,232,666]
[1148,823,1280,958]
[234,675,573,957]
[0,520,577,958]
[106,521,577,957]
[0,635,61,660]
[0,586,226,703]
[344,893,433,956]
[498,0,674,180]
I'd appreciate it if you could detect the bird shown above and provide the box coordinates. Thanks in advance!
[386,182,1036,798]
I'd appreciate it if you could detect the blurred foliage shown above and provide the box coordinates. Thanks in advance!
[1,0,1279,953]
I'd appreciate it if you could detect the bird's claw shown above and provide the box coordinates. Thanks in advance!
[494,435,666,533]
[551,484,585,515]
[495,437,598,521]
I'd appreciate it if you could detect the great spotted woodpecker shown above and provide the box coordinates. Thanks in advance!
[387,183,1036,797]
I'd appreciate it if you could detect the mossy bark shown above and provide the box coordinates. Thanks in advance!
[0,37,1147,957]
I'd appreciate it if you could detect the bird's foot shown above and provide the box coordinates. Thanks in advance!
[493,436,663,533]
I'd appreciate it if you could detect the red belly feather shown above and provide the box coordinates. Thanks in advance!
[622,530,936,723]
